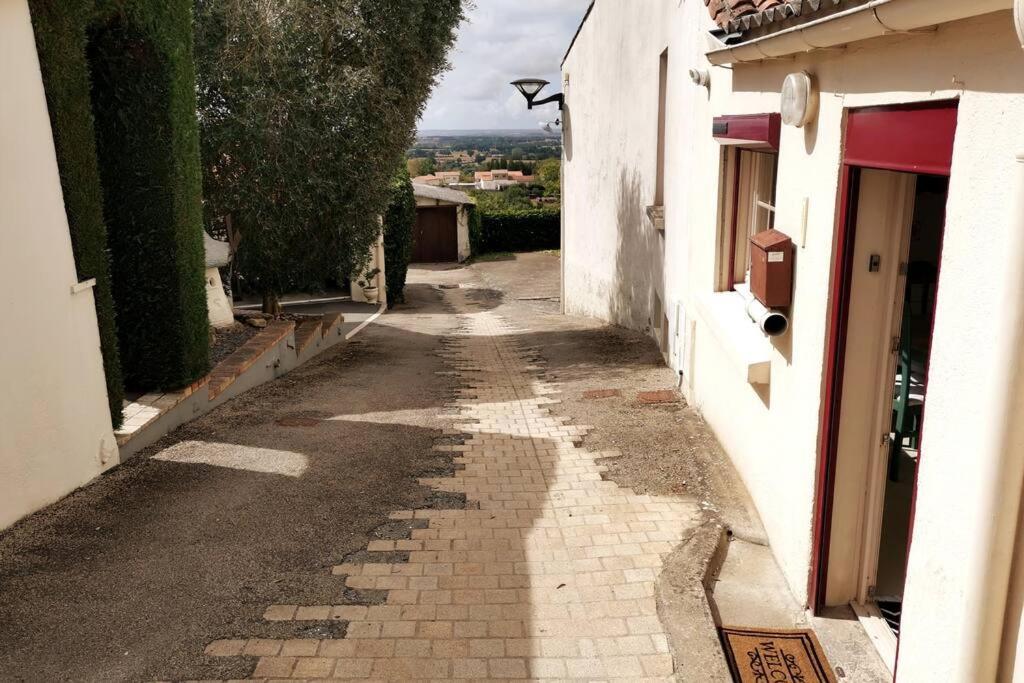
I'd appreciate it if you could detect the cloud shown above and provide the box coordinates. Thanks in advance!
[419,0,591,130]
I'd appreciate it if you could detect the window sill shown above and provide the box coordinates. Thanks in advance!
[696,290,772,385]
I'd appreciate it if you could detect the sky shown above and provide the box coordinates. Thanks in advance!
[418,0,592,131]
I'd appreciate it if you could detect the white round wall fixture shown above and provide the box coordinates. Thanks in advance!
[781,71,818,128]
[1015,0,1024,49]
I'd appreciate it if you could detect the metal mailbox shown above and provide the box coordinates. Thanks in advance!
[749,229,793,308]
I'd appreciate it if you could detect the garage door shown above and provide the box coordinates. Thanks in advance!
[412,206,459,263]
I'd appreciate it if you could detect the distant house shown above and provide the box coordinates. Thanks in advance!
[436,171,461,185]
[472,169,536,192]
[507,171,537,184]
[411,184,474,263]
[413,171,461,187]
[477,179,520,192]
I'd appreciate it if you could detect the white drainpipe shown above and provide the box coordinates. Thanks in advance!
[707,0,1013,65]
[954,151,1024,681]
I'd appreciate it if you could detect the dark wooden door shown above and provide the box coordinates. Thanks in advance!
[412,206,459,263]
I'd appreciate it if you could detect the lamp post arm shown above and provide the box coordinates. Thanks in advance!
[529,93,564,110]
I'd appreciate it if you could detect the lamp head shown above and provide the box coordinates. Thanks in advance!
[512,78,550,105]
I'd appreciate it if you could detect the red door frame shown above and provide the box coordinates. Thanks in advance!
[809,100,959,612]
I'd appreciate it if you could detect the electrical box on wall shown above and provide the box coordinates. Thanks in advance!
[750,229,794,308]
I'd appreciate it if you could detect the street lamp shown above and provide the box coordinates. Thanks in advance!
[511,78,564,110]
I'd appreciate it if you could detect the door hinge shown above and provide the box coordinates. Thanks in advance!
[867,584,877,599]
[890,336,901,354]
[881,432,892,447]
[899,261,909,276]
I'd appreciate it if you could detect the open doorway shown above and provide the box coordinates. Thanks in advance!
[812,102,957,672]
[871,174,947,637]
[820,166,949,670]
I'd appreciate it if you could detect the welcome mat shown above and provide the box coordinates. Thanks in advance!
[720,627,837,683]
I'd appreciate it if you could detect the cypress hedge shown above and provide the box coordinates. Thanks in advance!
[473,208,561,255]
[383,168,417,306]
[30,0,210,424]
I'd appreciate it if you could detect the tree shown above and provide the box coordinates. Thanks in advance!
[194,0,463,311]
[409,156,437,177]
[537,158,561,186]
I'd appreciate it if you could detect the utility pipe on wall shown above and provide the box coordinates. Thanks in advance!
[736,286,789,337]
[707,0,1013,65]
[955,151,1024,681]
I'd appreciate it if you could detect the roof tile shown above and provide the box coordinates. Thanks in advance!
[709,0,845,33]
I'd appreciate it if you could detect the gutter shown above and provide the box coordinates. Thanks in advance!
[706,0,1012,65]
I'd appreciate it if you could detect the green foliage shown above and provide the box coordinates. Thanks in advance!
[470,186,535,212]
[410,157,437,177]
[467,204,483,254]
[473,209,560,255]
[537,158,561,186]
[194,0,464,300]
[30,0,211,422]
[383,168,416,305]
[484,159,534,173]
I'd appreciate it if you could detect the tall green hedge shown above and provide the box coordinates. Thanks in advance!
[473,208,561,254]
[383,168,416,306]
[30,0,210,423]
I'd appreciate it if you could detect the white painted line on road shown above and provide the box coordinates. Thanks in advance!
[345,303,386,340]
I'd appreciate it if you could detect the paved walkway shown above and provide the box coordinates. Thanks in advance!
[204,282,700,681]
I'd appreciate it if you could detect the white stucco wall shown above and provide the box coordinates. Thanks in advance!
[564,2,1024,677]
[0,0,117,530]
[205,267,235,328]
[561,0,678,333]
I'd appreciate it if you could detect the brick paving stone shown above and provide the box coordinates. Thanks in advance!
[582,388,621,399]
[201,284,699,680]
[636,389,680,404]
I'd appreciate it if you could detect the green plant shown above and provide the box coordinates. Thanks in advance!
[357,268,381,290]
[30,0,211,424]
[194,0,464,311]
[472,208,561,255]
[383,167,417,305]
[467,204,483,253]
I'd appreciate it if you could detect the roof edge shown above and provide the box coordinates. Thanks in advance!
[561,1,596,67]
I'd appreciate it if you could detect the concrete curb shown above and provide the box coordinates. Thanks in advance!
[116,310,373,461]
[655,515,733,682]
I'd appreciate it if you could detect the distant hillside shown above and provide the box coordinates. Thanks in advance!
[418,129,560,138]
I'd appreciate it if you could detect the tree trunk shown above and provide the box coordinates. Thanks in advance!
[262,291,282,315]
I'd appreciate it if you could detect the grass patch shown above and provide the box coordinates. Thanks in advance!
[469,252,517,263]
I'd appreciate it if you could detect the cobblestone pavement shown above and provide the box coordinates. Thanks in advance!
[202,277,702,681]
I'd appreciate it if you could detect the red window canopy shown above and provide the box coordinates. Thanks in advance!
[713,113,781,151]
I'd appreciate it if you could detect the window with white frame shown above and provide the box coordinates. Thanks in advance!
[724,148,778,288]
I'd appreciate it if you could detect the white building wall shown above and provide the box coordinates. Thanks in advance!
[562,0,682,333]
[564,1,1024,677]
[0,0,117,530]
